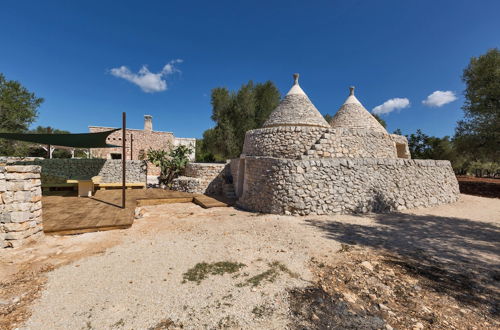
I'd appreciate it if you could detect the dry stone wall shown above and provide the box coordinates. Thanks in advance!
[171,163,228,194]
[1,165,43,248]
[304,128,397,159]
[9,159,147,184]
[242,127,409,161]
[170,176,201,193]
[237,157,459,215]
[242,126,326,159]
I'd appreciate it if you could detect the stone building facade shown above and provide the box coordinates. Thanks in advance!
[231,74,459,215]
[89,115,196,175]
[1,165,43,248]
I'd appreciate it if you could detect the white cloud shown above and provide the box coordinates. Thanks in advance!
[372,98,410,115]
[422,90,457,107]
[110,59,182,93]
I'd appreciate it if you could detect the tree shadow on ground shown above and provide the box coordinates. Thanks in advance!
[305,212,500,316]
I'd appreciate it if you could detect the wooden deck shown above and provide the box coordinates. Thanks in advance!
[42,189,197,235]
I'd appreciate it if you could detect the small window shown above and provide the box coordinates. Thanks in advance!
[110,153,122,159]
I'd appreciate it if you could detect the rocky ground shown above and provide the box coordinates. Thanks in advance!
[0,194,499,329]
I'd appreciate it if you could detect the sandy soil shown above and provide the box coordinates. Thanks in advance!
[1,194,499,329]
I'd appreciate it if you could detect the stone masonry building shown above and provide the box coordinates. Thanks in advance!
[230,74,459,215]
[89,115,196,175]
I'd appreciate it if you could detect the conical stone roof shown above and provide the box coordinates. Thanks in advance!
[329,87,388,134]
[262,74,330,128]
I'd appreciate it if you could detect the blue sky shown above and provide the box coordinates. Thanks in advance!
[1,0,499,138]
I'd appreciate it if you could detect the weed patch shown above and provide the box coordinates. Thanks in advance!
[182,261,246,284]
[238,261,299,287]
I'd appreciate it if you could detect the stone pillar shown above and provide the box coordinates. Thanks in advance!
[0,165,43,248]
[144,115,153,132]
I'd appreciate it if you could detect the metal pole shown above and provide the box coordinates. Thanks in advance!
[122,112,126,209]
[130,133,133,160]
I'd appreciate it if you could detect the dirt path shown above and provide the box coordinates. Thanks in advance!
[1,194,499,329]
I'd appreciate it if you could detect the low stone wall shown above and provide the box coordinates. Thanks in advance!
[170,163,228,195]
[8,159,147,184]
[170,176,201,193]
[1,165,43,248]
[237,157,459,215]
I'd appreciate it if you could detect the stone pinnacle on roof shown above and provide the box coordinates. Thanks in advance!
[328,86,388,134]
[262,74,330,128]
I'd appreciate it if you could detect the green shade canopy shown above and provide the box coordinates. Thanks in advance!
[0,129,121,148]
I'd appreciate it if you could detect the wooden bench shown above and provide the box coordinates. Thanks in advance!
[95,182,146,190]
[42,183,77,192]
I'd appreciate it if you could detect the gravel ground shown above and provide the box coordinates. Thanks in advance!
[1,194,498,329]
[21,204,337,329]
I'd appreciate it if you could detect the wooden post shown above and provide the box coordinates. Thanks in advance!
[122,112,126,209]
[130,133,133,160]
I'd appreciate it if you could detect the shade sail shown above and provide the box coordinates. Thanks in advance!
[0,129,121,148]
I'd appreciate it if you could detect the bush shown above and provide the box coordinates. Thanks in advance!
[143,145,193,186]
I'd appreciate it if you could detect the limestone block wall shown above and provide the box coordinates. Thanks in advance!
[237,157,459,215]
[10,159,147,184]
[242,126,326,159]
[1,165,43,248]
[180,163,228,195]
[304,128,397,159]
[170,176,201,193]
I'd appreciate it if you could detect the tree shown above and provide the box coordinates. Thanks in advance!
[30,125,69,134]
[372,114,387,129]
[200,80,280,161]
[323,114,333,123]
[455,48,500,162]
[24,126,71,158]
[0,73,44,156]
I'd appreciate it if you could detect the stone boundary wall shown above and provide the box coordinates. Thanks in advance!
[1,165,43,248]
[303,128,397,159]
[7,159,147,184]
[170,176,201,193]
[242,126,326,159]
[237,157,459,215]
[171,163,228,194]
